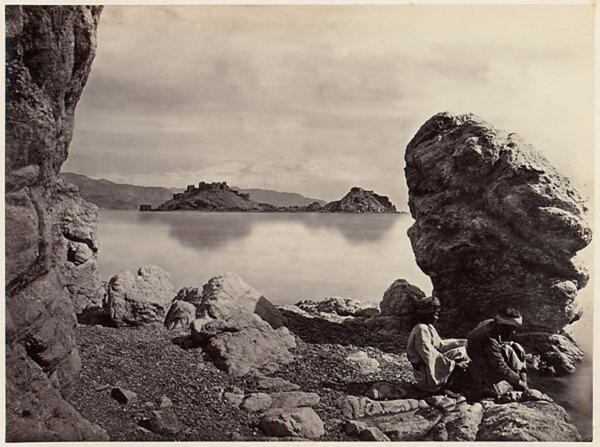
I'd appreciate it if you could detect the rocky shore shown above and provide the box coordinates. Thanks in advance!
[67,269,582,442]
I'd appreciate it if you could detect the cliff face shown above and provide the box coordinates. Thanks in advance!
[6,6,108,441]
[325,187,397,213]
[405,112,592,374]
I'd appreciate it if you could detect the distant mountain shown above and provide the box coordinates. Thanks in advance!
[156,181,275,212]
[324,187,397,213]
[60,172,328,209]
[60,172,181,209]
[231,188,327,207]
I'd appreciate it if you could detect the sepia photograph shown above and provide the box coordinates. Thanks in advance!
[4,2,595,442]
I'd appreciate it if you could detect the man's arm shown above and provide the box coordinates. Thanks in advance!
[485,338,521,386]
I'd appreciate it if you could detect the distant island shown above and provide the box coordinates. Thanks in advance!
[152,181,399,213]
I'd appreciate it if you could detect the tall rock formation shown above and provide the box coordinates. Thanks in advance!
[6,6,108,440]
[405,112,592,374]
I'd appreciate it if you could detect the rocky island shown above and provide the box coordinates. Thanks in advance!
[5,5,591,443]
[148,182,399,213]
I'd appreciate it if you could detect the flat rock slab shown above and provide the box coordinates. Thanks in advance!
[260,407,325,440]
[364,408,443,441]
[270,391,320,409]
[241,393,273,413]
[336,395,422,419]
[478,401,580,441]
[255,375,300,392]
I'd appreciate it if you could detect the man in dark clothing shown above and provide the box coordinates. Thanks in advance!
[465,307,528,399]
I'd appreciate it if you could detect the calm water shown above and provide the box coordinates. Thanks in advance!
[97,210,592,438]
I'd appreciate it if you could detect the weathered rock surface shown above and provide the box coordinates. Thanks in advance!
[52,179,104,314]
[105,265,175,327]
[478,401,580,441]
[516,332,583,375]
[324,186,397,213]
[240,393,273,412]
[432,402,483,441]
[260,407,325,439]
[405,112,592,370]
[164,300,196,331]
[198,272,286,329]
[145,408,186,436]
[254,374,300,392]
[173,286,202,306]
[295,297,379,318]
[5,5,108,441]
[346,351,380,374]
[191,312,296,376]
[380,279,426,318]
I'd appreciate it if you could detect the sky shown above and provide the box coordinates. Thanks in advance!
[63,5,595,210]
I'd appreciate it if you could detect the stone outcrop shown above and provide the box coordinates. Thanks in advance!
[324,186,397,213]
[5,5,108,441]
[295,297,380,318]
[405,112,592,372]
[105,265,175,327]
[52,179,104,314]
[197,272,286,329]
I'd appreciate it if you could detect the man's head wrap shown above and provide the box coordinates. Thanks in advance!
[494,308,523,327]
[415,296,441,315]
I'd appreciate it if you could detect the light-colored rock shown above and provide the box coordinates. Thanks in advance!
[197,272,286,329]
[336,396,384,419]
[270,391,320,409]
[478,401,580,441]
[364,408,443,441]
[380,399,419,414]
[191,313,296,376]
[159,396,173,408]
[405,112,591,371]
[105,265,174,327]
[241,393,273,412]
[164,300,196,331]
[223,392,244,407]
[260,407,325,439]
[295,297,379,318]
[437,402,483,441]
[346,351,380,374]
[380,279,426,318]
[365,382,407,400]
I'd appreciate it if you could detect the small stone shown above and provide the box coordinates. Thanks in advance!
[146,408,186,435]
[95,384,111,392]
[260,407,325,439]
[144,402,155,408]
[111,387,138,405]
[359,426,390,442]
[418,399,429,409]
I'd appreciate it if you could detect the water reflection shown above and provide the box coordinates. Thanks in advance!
[135,211,400,251]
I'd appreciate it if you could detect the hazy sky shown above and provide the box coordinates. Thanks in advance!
[64,5,594,209]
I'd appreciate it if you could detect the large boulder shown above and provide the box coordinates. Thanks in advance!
[197,272,286,329]
[260,407,325,439]
[478,401,580,441]
[191,312,296,376]
[5,5,107,441]
[105,265,175,327]
[405,112,591,370]
[379,279,426,318]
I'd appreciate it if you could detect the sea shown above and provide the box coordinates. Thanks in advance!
[97,210,593,439]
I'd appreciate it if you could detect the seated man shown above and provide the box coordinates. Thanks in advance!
[407,296,469,393]
[466,307,528,399]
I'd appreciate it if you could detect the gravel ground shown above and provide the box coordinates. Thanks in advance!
[70,311,417,441]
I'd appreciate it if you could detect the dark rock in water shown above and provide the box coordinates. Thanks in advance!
[405,112,592,370]
[478,401,580,441]
[198,272,286,329]
[380,279,426,319]
[111,387,138,405]
[324,186,397,213]
[5,5,108,441]
[105,265,175,327]
[164,300,196,331]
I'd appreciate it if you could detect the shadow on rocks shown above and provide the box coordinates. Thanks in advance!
[279,309,408,354]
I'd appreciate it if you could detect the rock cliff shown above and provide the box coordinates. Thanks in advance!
[325,187,397,213]
[405,112,592,373]
[6,5,108,441]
